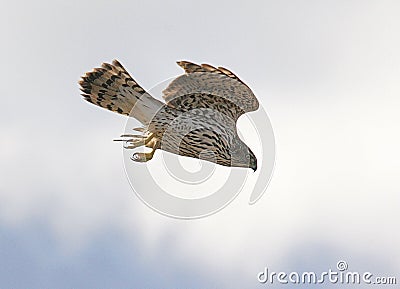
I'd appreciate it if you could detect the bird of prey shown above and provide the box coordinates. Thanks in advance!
[79,60,259,171]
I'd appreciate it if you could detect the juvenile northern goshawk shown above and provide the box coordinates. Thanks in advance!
[79,60,259,171]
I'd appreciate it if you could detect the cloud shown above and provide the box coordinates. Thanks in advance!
[1,1,399,287]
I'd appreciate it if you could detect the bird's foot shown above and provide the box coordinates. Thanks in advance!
[114,135,146,149]
[130,152,154,162]
[130,139,160,163]
[114,130,154,149]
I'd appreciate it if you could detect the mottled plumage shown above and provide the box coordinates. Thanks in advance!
[79,60,258,171]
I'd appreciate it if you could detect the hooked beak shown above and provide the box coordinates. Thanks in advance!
[251,161,257,172]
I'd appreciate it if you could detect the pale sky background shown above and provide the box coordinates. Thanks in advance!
[1,0,400,288]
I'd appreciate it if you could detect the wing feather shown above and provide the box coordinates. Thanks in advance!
[162,61,259,121]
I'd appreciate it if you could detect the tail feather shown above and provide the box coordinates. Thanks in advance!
[79,60,163,123]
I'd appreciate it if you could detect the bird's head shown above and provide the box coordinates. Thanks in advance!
[230,141,258,172]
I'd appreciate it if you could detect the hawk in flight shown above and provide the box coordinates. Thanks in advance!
[79,60,259,171]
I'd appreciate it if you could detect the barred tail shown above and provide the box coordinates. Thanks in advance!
[79,59,163,124]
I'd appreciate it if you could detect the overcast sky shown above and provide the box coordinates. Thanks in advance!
[1,0,400,288]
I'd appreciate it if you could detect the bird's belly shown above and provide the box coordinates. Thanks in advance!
[159,122,235,166]
[149,107,237,166]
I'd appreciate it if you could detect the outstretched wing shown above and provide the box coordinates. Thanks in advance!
[162,61,259,121]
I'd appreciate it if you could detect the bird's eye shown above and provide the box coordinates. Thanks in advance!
[246,155,250,160]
